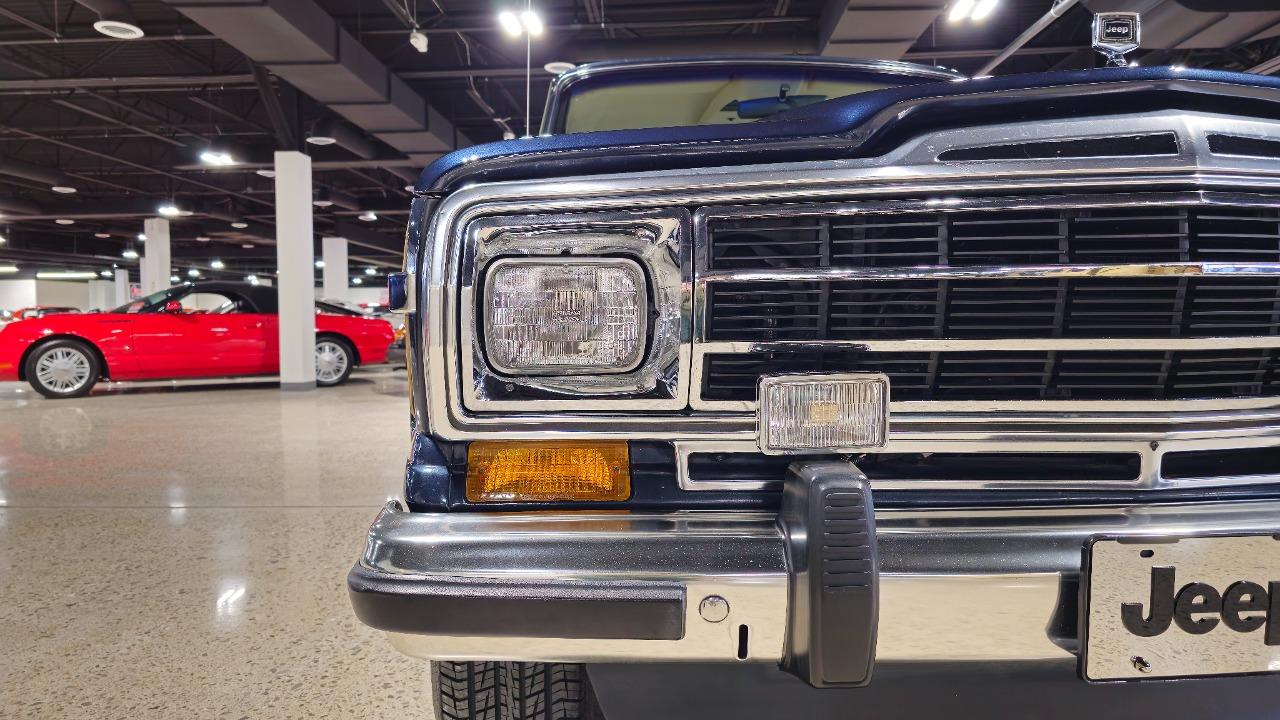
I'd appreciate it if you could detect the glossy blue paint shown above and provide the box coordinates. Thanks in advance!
[414,66,1280,194]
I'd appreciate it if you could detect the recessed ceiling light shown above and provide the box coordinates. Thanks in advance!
[230,221,249,229]
[544,61,575,75]
[169,274,180,283]
[314,260,325,268]
[187,268,200,277]
[364,267,377,275]
[352,277,363,285]
[358,211,377,222]
[313,198,334,208]
[305,134,337,146]
[210,259,225,269]
[122,248,139,260]
[55,218,74,225]
[196,236,211,242]
[51,185,77,194]
[157,203,181,217]
[241,243,255,249]
[94,232,111,239]
[93,19,145,40]
[99,270,113,278]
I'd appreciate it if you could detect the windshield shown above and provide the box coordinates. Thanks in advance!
[554,68,900,134]
[110,287,180,314]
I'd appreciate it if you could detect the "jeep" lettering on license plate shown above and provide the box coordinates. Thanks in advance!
[1121,567,1280,644]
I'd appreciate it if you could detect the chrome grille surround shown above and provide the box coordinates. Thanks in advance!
[420,107,1280,496]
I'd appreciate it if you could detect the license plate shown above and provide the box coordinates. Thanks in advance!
[1081,533,1280,681]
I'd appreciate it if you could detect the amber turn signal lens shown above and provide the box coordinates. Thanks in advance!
[466,441,630,502]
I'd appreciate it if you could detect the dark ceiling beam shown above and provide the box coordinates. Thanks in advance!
[331,221,405,254]
[902,44,1082,60]
[358,16,815,36]
[2,126,273,208]
[251,64,296,150]
[0,32,218,47]
[817,0,947,59]
[0,74,257,92]
[0,8,58,39]
[47,98,188,148]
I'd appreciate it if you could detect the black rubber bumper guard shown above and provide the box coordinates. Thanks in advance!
[780,461,879,688]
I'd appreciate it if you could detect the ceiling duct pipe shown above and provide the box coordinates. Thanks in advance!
[0,157,78,193]
[163,0,470,168]
[74,0,146,40]
[976,0,1083,76]
[308,118,378,159]
[0,196,43,215]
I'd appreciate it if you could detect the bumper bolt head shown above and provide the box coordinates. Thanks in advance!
[699,595,730,623]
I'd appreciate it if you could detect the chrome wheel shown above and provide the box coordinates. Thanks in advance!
[315,340,350,385]
[35,346,92,394]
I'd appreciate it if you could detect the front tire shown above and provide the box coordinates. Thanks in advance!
[433,662,599,720]
[25,339,100,399]
[314,337,354,387]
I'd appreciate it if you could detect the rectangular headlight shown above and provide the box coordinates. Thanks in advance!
[484,257,647,375]
[758,374,890,455]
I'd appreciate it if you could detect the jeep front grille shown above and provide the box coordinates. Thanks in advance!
[694,194,1280,410]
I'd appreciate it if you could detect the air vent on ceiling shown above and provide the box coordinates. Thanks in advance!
[938,133,1179,162]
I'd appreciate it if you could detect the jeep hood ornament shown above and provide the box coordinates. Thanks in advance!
[1093,12,1141,67]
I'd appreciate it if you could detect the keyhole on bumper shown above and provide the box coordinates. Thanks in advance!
[736,624,749,660]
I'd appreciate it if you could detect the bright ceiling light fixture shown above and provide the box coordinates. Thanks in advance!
[210,259,225,269]
[55,218,75,225]
[157,202,181,217]
[352,277,363,285]
[364,267,377,275]
[969,0,999,20]
[358,211,378,222]
[51,185,77,194]
[196,236,211,242]
[498,10,523,37]
[94,232,111,239]
[256,169,276,178]
[305,130,337,146]
[520,10,544,36]
[121,248,139,260]
[200,150,236,166]
[37,271,97,280]
[137,233,147,241]
[314,260,325,268]
[543,61,575,75]
[170,274,180,283]
[948,0,976,21]
[230,221,249,229]
[187,268,201,277]
[0,265,18,274]
[99,270,113,278]
[0,233,6,244]
[246,274,260,285]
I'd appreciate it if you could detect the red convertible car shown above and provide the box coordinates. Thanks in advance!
[0,281,394,398]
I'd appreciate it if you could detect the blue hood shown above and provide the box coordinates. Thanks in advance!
[416,66,1280,195]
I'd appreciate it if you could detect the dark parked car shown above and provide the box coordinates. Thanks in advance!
[348,50,1280,720]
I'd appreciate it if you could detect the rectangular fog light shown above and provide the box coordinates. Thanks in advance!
[758,374,890,455]
[466,441,631,502]
[484,257,647,375]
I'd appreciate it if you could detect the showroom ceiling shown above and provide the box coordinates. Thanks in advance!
[0,0,1279,284]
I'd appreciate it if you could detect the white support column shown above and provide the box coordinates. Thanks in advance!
[141,217,171,295]
[113,268,130,306]
[274,151,317,391]
[321,236,348,302]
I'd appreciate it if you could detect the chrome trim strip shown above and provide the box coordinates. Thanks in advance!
[423,110,1280,440]
[700,261,1280,283]
[366,501,1280,663]
[676,429,1280,491]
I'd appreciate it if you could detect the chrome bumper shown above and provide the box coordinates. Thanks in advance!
[349,497,1280,665]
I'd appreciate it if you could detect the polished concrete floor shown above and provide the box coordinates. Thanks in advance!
[0,369,435,718]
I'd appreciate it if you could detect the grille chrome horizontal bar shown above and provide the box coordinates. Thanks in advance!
[699,262,1280,283]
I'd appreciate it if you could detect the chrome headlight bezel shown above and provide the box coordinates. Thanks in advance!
[460,208,690,411]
